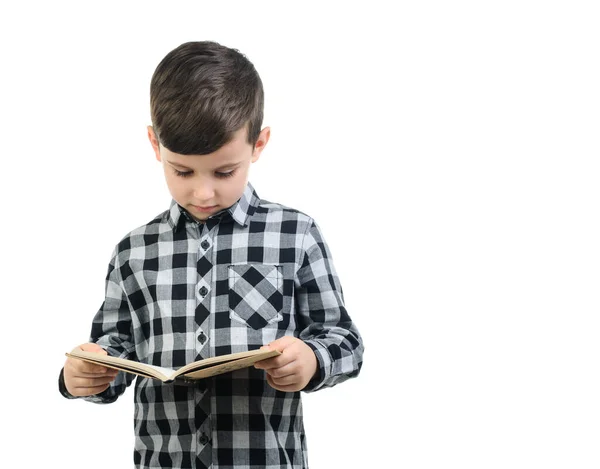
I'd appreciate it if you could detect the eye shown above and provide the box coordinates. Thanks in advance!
[215,170,236,179]
[173,169,193,178]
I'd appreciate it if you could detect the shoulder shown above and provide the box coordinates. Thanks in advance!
[254,198,313,223]
[252,199,316,234]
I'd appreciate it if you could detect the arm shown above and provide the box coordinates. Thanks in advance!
[256,219,364,392]
[59,248,137,403]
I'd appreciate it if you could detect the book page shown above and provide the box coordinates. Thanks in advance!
[175,349,279,376]
[182,351,280,380]
[66,350,177,381]
[177,350,281,379]
[66,348,280,381]
[148,364,180,379]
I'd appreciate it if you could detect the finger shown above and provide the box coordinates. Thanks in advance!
[264,361,297,379]
[255,353,294,370]
[70,359,115,375]
[67,378,112,397]
[69,383,111,397]
[66,360,119,379]
[254,357,278,370]
[69,343,111,373]
[74,369,119,378]
[269,374,299,387]
[80,364,120,375]
[256,346,274,366]
[72,375,118,389]
[264,336,297,352]
[266,374,301,392]
[78,343,108,355]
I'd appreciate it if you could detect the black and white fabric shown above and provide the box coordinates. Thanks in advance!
[59,182,363,469]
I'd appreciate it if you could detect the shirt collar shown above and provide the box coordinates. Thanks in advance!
[166,182,260,231]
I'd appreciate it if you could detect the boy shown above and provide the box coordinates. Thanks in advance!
[59,41,363,469]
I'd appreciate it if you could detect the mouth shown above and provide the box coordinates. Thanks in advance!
[191,204,218,213]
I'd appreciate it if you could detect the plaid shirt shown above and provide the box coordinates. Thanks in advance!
[59,182,363,469]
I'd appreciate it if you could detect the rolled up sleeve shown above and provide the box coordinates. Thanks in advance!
[295,220,364,392]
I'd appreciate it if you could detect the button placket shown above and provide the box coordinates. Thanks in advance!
[193,226,213,465]
[197,236,211,300]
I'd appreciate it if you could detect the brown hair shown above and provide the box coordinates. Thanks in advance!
[150,41,264,155]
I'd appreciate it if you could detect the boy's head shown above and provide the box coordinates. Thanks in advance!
[147,41,270,222]
[149,41,264,154]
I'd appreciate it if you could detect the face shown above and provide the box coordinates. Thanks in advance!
[148,125,270,222]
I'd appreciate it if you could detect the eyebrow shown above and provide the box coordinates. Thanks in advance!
[166,160,241,171]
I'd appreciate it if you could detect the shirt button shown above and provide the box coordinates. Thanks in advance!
[198,332,207,344]
[199,286,208,296]
[199,434,209,445]
[201,240,210,250]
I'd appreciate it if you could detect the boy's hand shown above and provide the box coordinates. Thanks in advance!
[254,336,318,392]
[63,343,119,397]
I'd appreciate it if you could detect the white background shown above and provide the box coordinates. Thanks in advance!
[1,1,599,468]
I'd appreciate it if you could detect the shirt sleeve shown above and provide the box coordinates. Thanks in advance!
[295,219,364,392]
[73,247,137,404]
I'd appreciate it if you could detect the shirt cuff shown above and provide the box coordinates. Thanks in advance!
[303,340,332,392]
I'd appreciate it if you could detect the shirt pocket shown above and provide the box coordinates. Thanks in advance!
[228,264,284,330]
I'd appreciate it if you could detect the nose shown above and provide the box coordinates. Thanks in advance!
[193,182,215,202]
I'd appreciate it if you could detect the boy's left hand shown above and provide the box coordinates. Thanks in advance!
[254,336,318,392]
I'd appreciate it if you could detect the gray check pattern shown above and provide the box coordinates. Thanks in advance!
[59,182,363,469]
[228,264,283,329]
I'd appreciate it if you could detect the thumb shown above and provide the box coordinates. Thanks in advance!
[261,336,296,353]
[78,343,108,355]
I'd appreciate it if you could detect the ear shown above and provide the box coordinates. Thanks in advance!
[147,126,162,162]
[251,127,271,163]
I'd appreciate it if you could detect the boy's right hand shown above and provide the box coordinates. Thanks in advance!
[63,343,119,397]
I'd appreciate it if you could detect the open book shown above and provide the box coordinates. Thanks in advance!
[65,348,280,383]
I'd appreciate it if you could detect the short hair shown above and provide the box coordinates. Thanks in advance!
[150,41,264,155]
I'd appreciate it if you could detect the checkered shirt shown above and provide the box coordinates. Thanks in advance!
[59,182,363,469]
